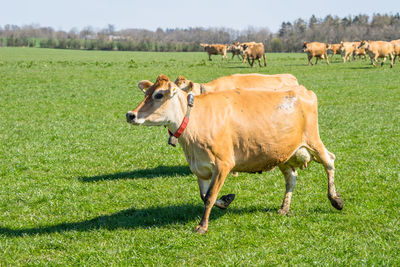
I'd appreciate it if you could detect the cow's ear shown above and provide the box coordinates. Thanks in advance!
[169,83,179,98]
[187,82,194,93]
[138,80,153,94]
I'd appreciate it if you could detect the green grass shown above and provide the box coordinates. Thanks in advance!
[0,47,399,265]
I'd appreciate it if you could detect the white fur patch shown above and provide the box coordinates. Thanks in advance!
[277,96,297,112]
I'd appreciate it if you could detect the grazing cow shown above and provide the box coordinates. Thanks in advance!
[339,42,356,63]
[391,39,400,62]
[240,42,256,63]
[173,73,299,95]
[242,42,266,67]
[126,74,344,234]
[303,42,329,65]
[352,42,367,60]
[200,43,227,61]
[327,43,342,59]
[227,42,242,60]
[358,40,394,68]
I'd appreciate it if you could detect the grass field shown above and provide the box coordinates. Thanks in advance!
[0,47,399,265]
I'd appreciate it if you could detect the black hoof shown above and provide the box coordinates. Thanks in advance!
[216,194,235,209]
[328,193,344,210]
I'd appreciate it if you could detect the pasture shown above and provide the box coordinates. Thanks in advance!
[0,47,399,265]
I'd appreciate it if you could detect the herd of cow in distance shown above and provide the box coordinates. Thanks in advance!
[200,39,400,67]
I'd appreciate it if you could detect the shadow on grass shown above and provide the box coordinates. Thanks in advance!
[0,204,277,237]
[79,165,192,182]
[347,66,373,69]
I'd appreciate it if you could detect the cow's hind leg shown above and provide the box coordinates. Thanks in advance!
[278,164,297,215]
[309,143,344,210]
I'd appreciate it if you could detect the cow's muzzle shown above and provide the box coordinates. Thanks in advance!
[126,111,136,123]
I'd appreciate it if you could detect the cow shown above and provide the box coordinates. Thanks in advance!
[126,74,344,234]
[352,42,367,61]
[327,43,342,59]
[303,42,329,65]
[173,73,299,95]
[240,42,256,63]
[227,42,242,60]
[200,43,227,61]
[358,40,394,68]
[339,42,355,63]
[242,42,266,67]
[391,39,400,62]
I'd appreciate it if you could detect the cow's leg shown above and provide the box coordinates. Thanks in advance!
[208,54,212,61]
[195,162,232,234]
[325,52,330,65]
[309,144,344,210]
[263,54,267,66]
[249,58,255,67]
[381,56,387,67]
[198,178,235,210]
[315,56,319,65]
[257,58,262,67]
[389,54,394,68]
[372,55,378,67]
[277,164,297,215]
[308,55,314,65]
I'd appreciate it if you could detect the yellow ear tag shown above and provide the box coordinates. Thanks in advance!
[171,87,177,96]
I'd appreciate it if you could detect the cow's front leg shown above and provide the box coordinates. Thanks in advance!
[308,55,314,65]
[325,52,330,64]
[195,162,232,234]
[381,56,387,67]
[198,178,235,210]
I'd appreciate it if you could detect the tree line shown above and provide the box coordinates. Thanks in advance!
[1,13,400,52]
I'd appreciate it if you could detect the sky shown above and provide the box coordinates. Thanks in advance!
[1,0,399,33]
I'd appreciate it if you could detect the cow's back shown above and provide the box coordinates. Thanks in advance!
[369,41,393,56]
[306,42,327,56]
[205,73,298,92]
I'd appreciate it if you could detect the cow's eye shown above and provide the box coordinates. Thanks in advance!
[154,93,164,100]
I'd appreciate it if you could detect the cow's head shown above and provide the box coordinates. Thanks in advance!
[302,42,309,51]
[126,74,189,126]
[174,76,191,92]
[358,40,369,49]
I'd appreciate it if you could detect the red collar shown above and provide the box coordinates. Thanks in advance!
[167,93,194,147]
[168,116,189,139]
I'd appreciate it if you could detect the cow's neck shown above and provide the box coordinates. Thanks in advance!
[166,91,189,135]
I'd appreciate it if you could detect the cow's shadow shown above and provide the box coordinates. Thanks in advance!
[79,165,192,182]
[0,204,277,237]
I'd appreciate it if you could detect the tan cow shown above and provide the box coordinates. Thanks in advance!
[242,42,266,67]
[200,43,227,61]
[327,43,342,59]
[240,42,256,63]
[339,42,355,63]
[391,39,400,62]
[358,40,394,68]
[173,73,299,95]
[126,74,343,233]
[303,42,329,65]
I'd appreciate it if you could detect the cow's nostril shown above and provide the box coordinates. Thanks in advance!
[126,112,135,122]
